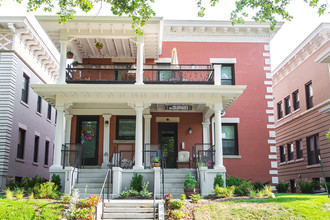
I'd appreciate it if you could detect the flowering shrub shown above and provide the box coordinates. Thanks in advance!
[163,193,173,205]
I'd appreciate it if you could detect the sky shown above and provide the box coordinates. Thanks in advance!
[0,0,329,71]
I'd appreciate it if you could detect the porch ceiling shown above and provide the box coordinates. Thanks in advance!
[36,16,163,60]
[30,84,246,113]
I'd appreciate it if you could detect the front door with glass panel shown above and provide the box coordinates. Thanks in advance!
[77,116,99,165]
[158,123,178,168]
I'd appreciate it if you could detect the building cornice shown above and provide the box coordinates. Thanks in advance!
[272,23,330,87]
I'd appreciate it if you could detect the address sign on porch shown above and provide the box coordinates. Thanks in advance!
[165,104,192,111]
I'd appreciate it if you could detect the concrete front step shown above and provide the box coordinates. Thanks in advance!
[78,177,106,183]
[105,200,156,208]
[103,213,155,219]
[105,207,156,213]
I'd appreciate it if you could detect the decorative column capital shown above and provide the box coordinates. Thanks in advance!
[55,105,65,112]
[102,114,112,120]
[143,114,152,119]
[64,114,73,120]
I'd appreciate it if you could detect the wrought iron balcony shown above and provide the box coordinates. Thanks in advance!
[66,64,214,84]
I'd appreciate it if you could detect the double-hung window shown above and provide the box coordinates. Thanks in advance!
[222,124,238,155]
[280,145,286,163]
[284,96,291,115]
[296,139,303,159]
[305,81,313,109]
[44,140,49,165]
[47,104,52,120]
[307,134,320,165]
[277,101,283,119]
[220,64,235,85]
[116,116,136,140]
[17,128,26,159]
[33,136,39,163]
[287,143,294,161]
[21,73,29,104]
[37,96,42,113]
[292,90,300,110]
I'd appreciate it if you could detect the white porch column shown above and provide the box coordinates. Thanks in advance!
[57,40,68,84]
[134,105,144,169]
[52,105,65,169]
[202,117,210,148]
[64,114,73,144]
[214,64,222,86]
[144,115,152,167]
[214,104,225,170]
[135,35,144,85]
[102,114,112,168]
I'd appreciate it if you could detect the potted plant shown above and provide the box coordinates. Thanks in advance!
[72,60,79,66]
[153,157,160,167]
[66,51,74,59]
[95,42,104,50]
[183,172,199,198]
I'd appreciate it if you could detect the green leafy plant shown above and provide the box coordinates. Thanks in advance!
[94,42,103,46]
[14,188,24,200]
[34,181,60,199]
[268,192,276,198]
[120,188,129,198]
[226,175,253,196]
[276,182,289,193]
[170,210,188,219]
[257,190,265,198]
[198,162,206,167]
[184,172,197,189]
[180,194,186,201]
[29,192,34,200]
[140,182,152,198]
[61,194,72,203]
[128,189,139,197]
[212,185,235,198]
[213,173,224,188]
[249,190,257,199]
[51,174,62,191]
[130,172,143,192]
[253,181,271,191]
[5,188,13,199]
[163,193,173,205]
[169,199,184,210]
[190,194,202,203]
[299,181,318,194]
[264,185,273,196]
[153,157,159,163]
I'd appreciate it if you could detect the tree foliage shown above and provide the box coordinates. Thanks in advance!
[6,0,330,33]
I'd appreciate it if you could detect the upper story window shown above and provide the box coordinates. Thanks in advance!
[292,90,300,111]
[21,73,29,104]
[221,64,235,85]
[284,96,291,115]
[280,145,286,163]
[307,134,320,165]
[37,96,42,114]
[44,140,49,166]
[33,136,39,163]
[222,123,238,155]
[47,104,52,120]
[305,81,313,109]
[17,128,26,160]
[287,143,294,161]
[296,139,303,159]
[277,101,283,119]
[116,116,136,140]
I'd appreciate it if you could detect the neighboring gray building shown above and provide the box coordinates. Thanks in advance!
[0,16,58,189]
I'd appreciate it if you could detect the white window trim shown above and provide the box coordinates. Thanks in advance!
[210,58,237,64]
[211,117,240,148]
[155,58,171,63]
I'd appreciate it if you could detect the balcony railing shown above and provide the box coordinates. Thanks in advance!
[66,64,214,84]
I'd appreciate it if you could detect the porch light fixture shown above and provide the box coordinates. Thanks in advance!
[188,128,192,134]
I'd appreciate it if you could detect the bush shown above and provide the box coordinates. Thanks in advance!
[226,175,253,196]
[14,188,24,200]
[249,190,257,198]
[51,174,62,191]
[140,182,152,199]
[212,185,235,198]
[169,199,184,210]
[170,210,188,219]
[7,175,47,192]
[190,194,202,203]
[299,181,318,194]
[276,182,289,193]
[5,188,13,199]
[130,172,143,192]
[213,173,224,188]
[184,172,197,189]
[34,181,60,199]
[253,181,270,191]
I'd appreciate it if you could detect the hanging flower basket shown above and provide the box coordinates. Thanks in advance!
[95,42,104,50]
[67,51,74,59]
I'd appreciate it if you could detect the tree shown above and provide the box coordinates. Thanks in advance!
[6,0,330,34]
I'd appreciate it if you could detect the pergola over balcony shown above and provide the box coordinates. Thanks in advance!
[36,16,163,84]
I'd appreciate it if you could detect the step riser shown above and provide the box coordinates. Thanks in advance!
[103,213,154,219]
[105,208,156,213]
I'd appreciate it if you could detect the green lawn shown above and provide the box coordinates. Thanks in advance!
[0,199,64,220]
[195,194,330,220]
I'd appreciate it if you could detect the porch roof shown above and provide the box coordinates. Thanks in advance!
[35,16,163,62]
[31,84,246,112]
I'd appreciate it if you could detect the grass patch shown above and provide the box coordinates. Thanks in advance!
[0,199,63,219]
[195,194,330,220]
